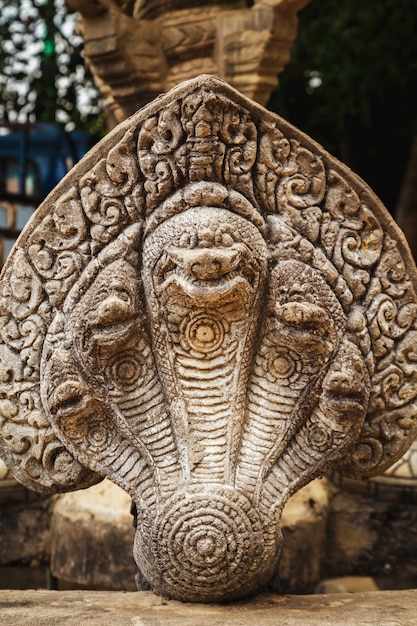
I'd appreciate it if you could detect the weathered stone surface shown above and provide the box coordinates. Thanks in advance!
[1,589,417,626]
[0,499,51,566]
[324,485,417,589]
[1,75,417,602]
[70,0,310,125]
[50,480,136,590]
[48,478,328,593]
[279,478,329,594]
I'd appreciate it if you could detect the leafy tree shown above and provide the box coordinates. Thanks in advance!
[0,0,104,134]
[268,0,417,216]
[2,0,416,214]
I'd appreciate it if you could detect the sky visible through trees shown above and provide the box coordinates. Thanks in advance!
[0,0,104,134]
[1,0,416,215]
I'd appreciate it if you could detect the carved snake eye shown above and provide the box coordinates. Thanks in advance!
[93,295,134,327]
[179,231,197,248]
[50,380,86,415]
[275,301,334,343]
[214,226,234,248]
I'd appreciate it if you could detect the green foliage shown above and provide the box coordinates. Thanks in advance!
[268,0,417,212]
[0,0,105,135]
[43,38,55,57]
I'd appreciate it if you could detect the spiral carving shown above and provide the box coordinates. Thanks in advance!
[182,313,226,356]
[268,349,299,380]
[149,488,267,601]
[106,350,144,391]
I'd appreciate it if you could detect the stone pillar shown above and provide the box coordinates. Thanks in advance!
[69,0,310,126]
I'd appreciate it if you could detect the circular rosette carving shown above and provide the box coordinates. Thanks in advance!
[308,423,331,453]
[268,348,300,381]
[105,350,144,392]
[180,313,226,357]
[140,487,274,602]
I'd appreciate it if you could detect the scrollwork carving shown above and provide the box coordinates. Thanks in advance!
[138,104,184,212]
[1,75,417,601]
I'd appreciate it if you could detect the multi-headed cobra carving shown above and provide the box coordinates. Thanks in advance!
[1,76,417,602]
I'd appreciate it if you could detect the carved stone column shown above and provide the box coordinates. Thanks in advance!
[69,0,310,126]
[1,76,417,602]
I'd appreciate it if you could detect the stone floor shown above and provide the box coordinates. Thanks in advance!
[1,589,416,625]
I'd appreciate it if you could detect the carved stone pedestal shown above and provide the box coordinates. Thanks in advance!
[2,589,417,626]
[48,478,329,593]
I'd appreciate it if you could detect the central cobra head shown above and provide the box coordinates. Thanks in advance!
[134,203,276,601]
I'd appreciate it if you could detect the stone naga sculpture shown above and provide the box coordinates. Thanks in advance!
[1,76,417,602]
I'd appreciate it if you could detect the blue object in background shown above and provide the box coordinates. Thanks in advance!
[0,123,96,265]
[0,123,94,202]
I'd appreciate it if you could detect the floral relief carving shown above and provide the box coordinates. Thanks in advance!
[1,75,417,601]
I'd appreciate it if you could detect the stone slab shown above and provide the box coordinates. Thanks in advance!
[0,589,417,626]
[324,485,417,588]
[0,499,51,566]
[50,480,136,590]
